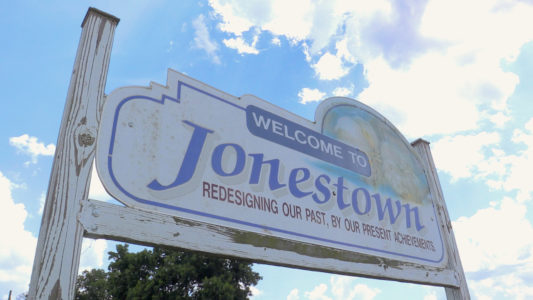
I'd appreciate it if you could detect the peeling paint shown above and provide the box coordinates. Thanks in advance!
[172,216,202,228]
[168,213,431,270]
[49,280,61,300]
[215,226,416,270]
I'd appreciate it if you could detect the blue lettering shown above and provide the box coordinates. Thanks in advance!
[147,121,212,190]
[288,168,312,198]
[373,193,402,225]
[211,143,245,176]
[352,187,371,215]
[334,177,349,210]
[312,174,331,204]
[403,203,425,231]
[248,154,286,190]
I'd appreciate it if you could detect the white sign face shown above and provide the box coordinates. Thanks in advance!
[96,70,445,267]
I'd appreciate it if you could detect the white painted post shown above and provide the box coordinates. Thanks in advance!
[28,8,119,300]
[412,139,470,299]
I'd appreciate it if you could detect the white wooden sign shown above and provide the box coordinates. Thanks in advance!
[95,70,445,267]
[30,8,470,300]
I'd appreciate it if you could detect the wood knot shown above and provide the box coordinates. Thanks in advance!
[78,133,95,147]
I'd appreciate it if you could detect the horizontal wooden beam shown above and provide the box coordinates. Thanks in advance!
[80,199,460,288]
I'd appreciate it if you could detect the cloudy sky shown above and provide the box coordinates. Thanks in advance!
[2,0,533,299]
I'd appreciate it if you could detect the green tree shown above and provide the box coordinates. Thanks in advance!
[75,269,110,300]
[75,244,261,300]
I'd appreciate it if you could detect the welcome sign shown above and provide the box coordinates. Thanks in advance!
[95,69,445,267]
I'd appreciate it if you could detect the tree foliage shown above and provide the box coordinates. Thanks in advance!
[76,244,261,300]
[75,268,110,300]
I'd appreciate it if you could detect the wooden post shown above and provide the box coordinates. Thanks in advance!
[28,8,118,300]
[412,139,470,299]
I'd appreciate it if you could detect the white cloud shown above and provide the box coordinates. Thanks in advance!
[271,37,281,46]
[208,0,261,36]
[357,52,518,137]
[89,165,114,202]
[453,197,533,299]
[311,40,357,81]
[355,0,532,136]
[431,118,533,202]
[249,286,263,298]
[495,119,533,201]
[421,0,533,64]
[37,192,45,215]
[296,276,379,300]
[192,14,220,64]
[208,0,341,53]
[304,283,331,300]
[223,36,259,55]
[312,52,349,80]
[488,111,511,128]
[432,132,501,181]
[423,291,437,300]
[302,42,312,63]
[298,88,326,104]
[334,39,356,64]
[287,288,300,300]
[305,1,340,54]
[0,171,37,297]
[79,239,108,272]
[350,284,380,300]
[329,276,379,300]
[9,134,55,165]
[261,0,314,42]
[332,85,353,97]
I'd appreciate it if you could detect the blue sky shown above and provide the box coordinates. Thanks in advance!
[2,0,533,299]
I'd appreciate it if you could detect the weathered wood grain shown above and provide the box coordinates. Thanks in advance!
[80,198,460,288]
[412,139,470,299]
[28,8,118,300]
